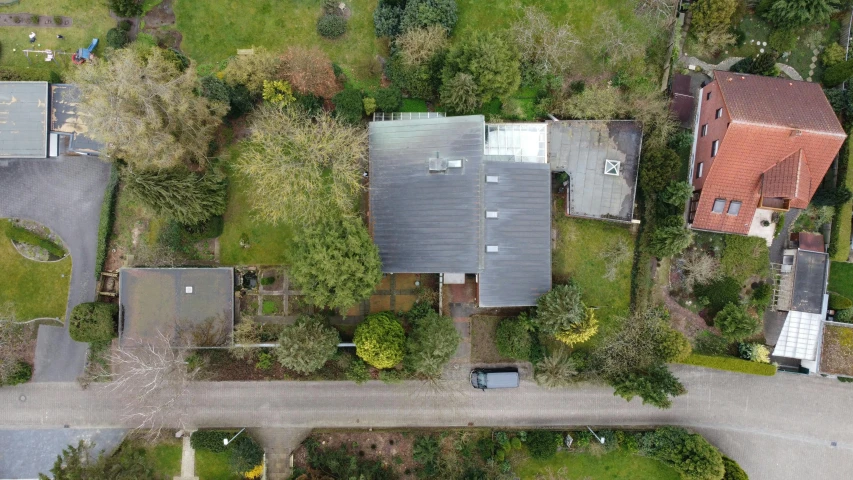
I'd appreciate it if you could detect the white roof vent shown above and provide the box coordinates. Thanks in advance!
[486,175,499,183]
[604,160,620,176]
[486,245,499,253]
[429,157,448,172]
[486,211,499,218]
[185,286,193,294]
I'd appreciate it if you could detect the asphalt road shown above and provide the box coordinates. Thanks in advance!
[0,156,112,381]
[2,366,852,480]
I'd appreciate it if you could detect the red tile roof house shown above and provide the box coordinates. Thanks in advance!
[687,71,847,243]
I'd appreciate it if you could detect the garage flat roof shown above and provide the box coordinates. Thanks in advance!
[119,268,234,347]
[0,81,48,158]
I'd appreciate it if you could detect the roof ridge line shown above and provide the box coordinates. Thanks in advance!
[728,119,847,137]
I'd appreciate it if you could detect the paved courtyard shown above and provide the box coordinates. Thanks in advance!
[0,156,112,381]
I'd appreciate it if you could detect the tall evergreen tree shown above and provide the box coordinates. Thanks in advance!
[123,168,227,225]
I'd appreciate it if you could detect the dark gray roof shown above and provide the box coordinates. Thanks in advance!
[793,250,828,314]
[51,84,103,155]
[548,121,641,222]
[0,428,127,479]
[479,161,551,307]
[119,267,234,347]
[0,81,48,158]
[369,116,485,273]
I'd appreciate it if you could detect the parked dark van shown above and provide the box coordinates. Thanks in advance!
[470,368,519,390]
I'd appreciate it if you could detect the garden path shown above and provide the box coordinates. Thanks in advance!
[680,55,804,81]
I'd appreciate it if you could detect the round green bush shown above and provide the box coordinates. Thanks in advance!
[354,312,405,369]
[723,456,749,480]
[2,361,32,386]
[118,19,133,32]
[317,14,347,39]
[105,28,130,49]
[200,75,231,106]
[374,86,403,112]
[835,308,853,323]
[495,315,532,360]
[829,292,853,311]
[69,302,118,343]
[333,88,365,124]
[526,430,560,460]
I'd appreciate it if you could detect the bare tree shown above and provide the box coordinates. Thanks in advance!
[511,5,581,78]
[691,28,737,58]
[600,238,631,282]
[680,249,721,288]
[591,309,672,379]
[72,45,226,170]
[106,331,201,440]
[397,25,449,67]
[635,0,677,24]
[236,105,367,225]
[589,11,645,65]
[281,46,342,99]
[175,316,230,348]
[230,315,262,362]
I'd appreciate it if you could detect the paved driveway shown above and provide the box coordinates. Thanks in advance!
[1,366,852,480]
[0,156,112,381]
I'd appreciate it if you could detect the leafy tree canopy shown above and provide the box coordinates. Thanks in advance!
[290,215,382,312]
[714,303,760,341]
[643,427,725,480]
[611,363,686,409]
[40,441,164,480]
[762,0,835,29]
[123,167,227,226]
[275,315,341,374]
[534,283,587,335]
[442,31,521,104]
[405,310,461,377]
[399,0,459,34]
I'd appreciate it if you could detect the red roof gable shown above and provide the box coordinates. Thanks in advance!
[692,73,846,235]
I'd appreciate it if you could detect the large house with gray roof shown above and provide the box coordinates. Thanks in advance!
[368,115,642,307]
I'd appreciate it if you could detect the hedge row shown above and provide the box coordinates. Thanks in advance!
[680,354,777,376]
[831,133,853,261]
[69,302,117,343]
[95,165,120,278]
[5,223,65,257]
[190,430,234,453]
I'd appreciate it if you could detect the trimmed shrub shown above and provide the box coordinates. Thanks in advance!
[642,426,725,480]
[108,0,143,17]
[723,456,749,480]
[2,361,32,386]
[54,15,64,26]
[191,430,231,453]
[835,308,853,323]
[374,86,403,112]
[526,431,560,460]
[768,28,796,53]
[496,314,532,360]
[276,315,340,374]
[95,166,119,277]
[69,302,118,343]
[105,28,130,49]
[829,292,853,311]
[721,234,769,283]
[751,282,773,310]
[346,358,370,383]
[199,75,231,107]
[5,224,65,258]
[715,303,759,341]
[738,342,770,363]
[822,43,846,68]
[229,435,264,474]
[680,353,777,376]
[363,97,377,115]
[30,14,40,24]
[404,310,460,377]
[354,312,405,369]
[649,225,693,258]
[399,0,458,34]
[823,58,853,88]
[332,88,364,124]
[693,331,731,355]
[374,3,402,38]
[317,14,347,39]
[694,276,741,315]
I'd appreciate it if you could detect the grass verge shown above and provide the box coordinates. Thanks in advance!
[680,353,777,376]
[553,214,634,339]
[195,449,240,480]
[146,439,182,478]
[219,151,294,265]
[830,261,853,299]
[0,220,71,320]
[513,447,680,480]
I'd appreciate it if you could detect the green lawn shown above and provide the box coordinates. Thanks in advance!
[174,0,382,81]
[196,449,240,480]
[219,150,294,266]
[0,220,71,320]
[553,215,634,338]
[146,441,182,478]
[0,0,114,76]
[514,449,680,480]
[830,261,853,299]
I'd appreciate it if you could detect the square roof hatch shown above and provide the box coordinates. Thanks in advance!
[429,157,448,173]
[486,210,499,218]
[185,286,193,294]
[486,175,499,183]
[604,159,621,176]
[486,245,499,253]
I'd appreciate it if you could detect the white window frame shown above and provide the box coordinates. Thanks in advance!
[715,107,723,119]
[696,162,704,178]
[711,140,720,157]
[701,124,708,137]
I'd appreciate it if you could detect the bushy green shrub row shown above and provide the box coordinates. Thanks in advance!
[1,361,32,386]
[96,165,119,277]
[680,354,776,376]
[5,223,66,258]
[69,302,118,343]
[830,135,853,260]
[190,430,264,474]
[830,292,853,311]
[191,430,232,453]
